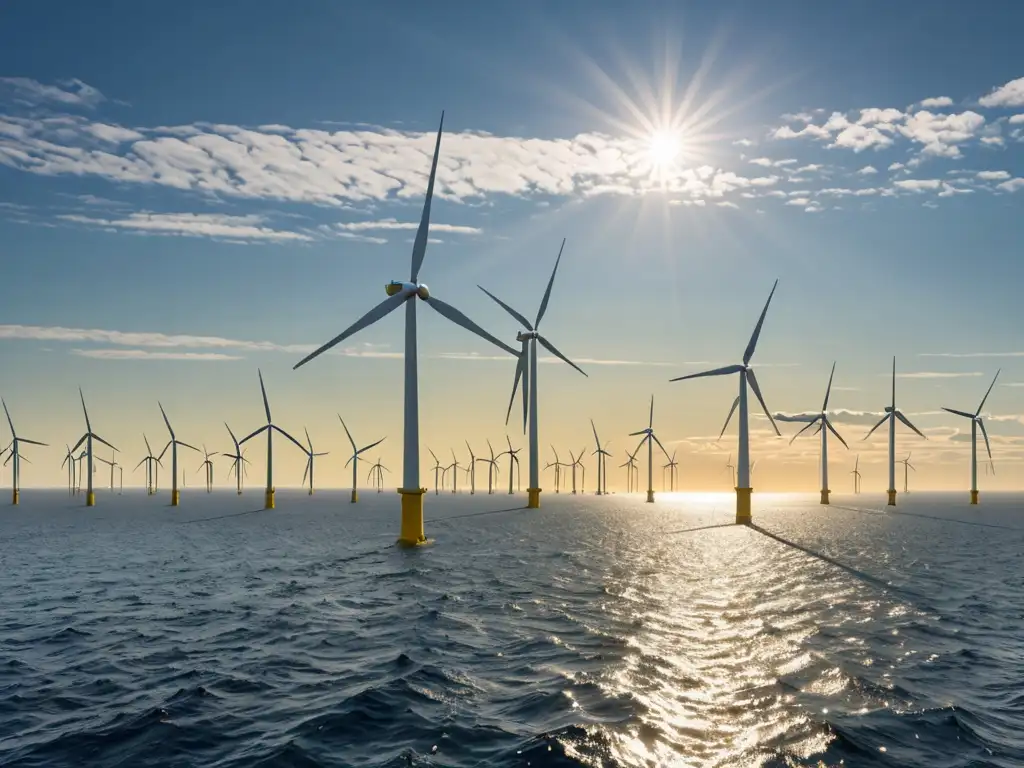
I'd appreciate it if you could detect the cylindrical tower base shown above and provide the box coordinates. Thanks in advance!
[351,489,358,503]
[86,491,95,507]
[646,490,655,503]
[887,489,897,506]
[527,487,541,509]
[397,487,427,546]
[820,489,830,505]
[171,490,180,507]
[736,487,753,525]
[265,488,275,509]
[970,490,979,505]
[12,489,19,506]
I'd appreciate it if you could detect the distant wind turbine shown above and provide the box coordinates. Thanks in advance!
[476,439,500,495]
[479,239,588,509]
[222,423,249,495]
[94,449,118,492]
[864,357,926,506]
[448,448,463,494]
[663,449,679,492]
[497,436,521,495]
[135,434,161,495]
[788,362,849,505]
[62,444,76,496]
[239,370,305,510]
[850,455,862,494]
[71,389,117,507]
[369,458,389,493]
[567,448,586,494]
[620,448,639,493]
[301,427,329,495]
[465,441,477,495]
[545,446,564,493]
[428,448,443,495]
[942,369,999,505]
[590,419,612,496]
[198,445,218,493]
[1,398,47,505]
[900,453,915,494]
[294,113,517,545]
[339,416,385,503]
[628,395,671,503]
[725,454,736,487]
[669,280,781,524]
[157,402,199,507]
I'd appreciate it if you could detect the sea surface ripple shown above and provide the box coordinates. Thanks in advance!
[2,490,1023,767]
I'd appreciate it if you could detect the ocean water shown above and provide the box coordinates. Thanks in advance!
[1,488,1023,767]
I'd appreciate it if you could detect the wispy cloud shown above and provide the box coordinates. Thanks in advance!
[0,77,104,109]
[919,351,1024,358]
[71,349,243,361]
[57,212,312,243]
[919,96,954,109]
[887,371,985,379]
[978,77,1024,108]
[337,217,482,234]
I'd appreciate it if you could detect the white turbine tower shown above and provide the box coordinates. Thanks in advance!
[339,416,385,504]
[72,389,117,507]
[223,423,250,496]
[240,370,305,510]
[1,399,47,505]
[788,362,849,505]
[628,396,671,503]
[157,402,199,507]
[942,370,999,505]
[479,240,588,509]
[864,357,926,506]
[293,113,517,545]
[669,280,782,524]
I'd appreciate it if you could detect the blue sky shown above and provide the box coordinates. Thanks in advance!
[2,0,1024,491]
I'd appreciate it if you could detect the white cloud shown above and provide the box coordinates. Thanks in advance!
[977,170,1011,181]
[733,138,756,147]
[794,163,823,173]
[1009,115,1024,125]
[980,136,1004,146]
[831,124,894,151]
[71,349,243,361]
[891,371,984,379]
[84,123,144,144]
[717,200,739,209]
[748,157,774,167]
[0,77,104,108]
[893,178,942,192]
[772,123,830,141]
[997,178,1024,192]
[856,165,878,175]
[919,97,954,108]
[57,212,313,242]
[888,162,905,171]
[978,77,1024,108]
[898,110,986,157]
[336,217,481,234]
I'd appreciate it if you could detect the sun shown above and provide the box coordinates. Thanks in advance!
[648,130,682,168]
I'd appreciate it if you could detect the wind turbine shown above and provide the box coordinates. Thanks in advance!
[427,448,443,495]
[629,395,671,503]
[497,436,521,495]
[850,455,862,494]
[240,370,305,510]
[71,389,117,507]
[620,449,639,493]
[669,280,781,524]
[294,114,517,545]
[545,446,564,493]
[448,448,463,494]
[476,439,500,495]
[942,369,999,505]
[480,239,588,510]
[663,449,679,492]
[725,453,736,487]
[566,448,586,494]
[223,423,249,495]
[94,449,118,492]
[1,399,46,505]
[864,357,926,506]
[465,441,478,495]
[62,444,76,496]
[198,446,217,493]
[369,458,389,493]
[788,362,849,505]
[301,427,329,495]
[590,419,612,496]
[339,416,385,503]
[135,435,161,495]
[900,453,915,493]
[156,402,199,507]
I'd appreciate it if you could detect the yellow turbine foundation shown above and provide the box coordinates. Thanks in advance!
[86,491,95,507]
[12,489,19,506]
[887,489,897,506]
[820,489,830,505]
[351,489,359,503]
[527,487,541,509]
[265,488,275,509]
[736,487,752,525]
[171,490,180,507]
[646,490,654,503]
[397,487,427,546]
[970,490,979,505]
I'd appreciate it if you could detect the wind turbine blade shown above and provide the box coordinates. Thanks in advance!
[891,356,896,409]
[590,419,600,450]
[742,278,778,366]
[823,361,836,411]
[477,286,534,331]
[535,238,565,329]
[71,434,87,453]
[178,441,201,453]
[272,425,307,454]
[92,434,118,452]
[79,388,92,432]
[825,418,849,449]
[976,369,1001,415]
[864,414,889,440]
[19,438,47,447]
[504,350,525,428]
[536,334,587,377]
[302,459,309,487]
[410,112,444,283]
[648,394,654,430]
[628,430,647,437]
[521,340,529,433]
[304,426,313,453]
[356,437,385,455]
[224,422,240,450]
[895,411,927,439]
[258,369,272,423]
[425,296,519,357]
[979,418,993,460]
[746,369,780,437]
[1,399,13,435]
[158,402,174,439]
[652,433,671,461]
[670,364,744,383]
[788,416,821,445]
[719,396,740,440]
[239,424,269,445]
[338,415,358,452]
[294,292,408,370]
[134,457,147,471]
[941,407,975,419]
[144,433,153,456]
[18,454,31,465]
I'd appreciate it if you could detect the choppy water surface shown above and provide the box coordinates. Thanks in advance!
[2,489,1023,767]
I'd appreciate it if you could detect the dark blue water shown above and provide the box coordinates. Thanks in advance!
[2,490,1023,767]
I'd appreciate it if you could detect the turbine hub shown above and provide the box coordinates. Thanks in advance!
[516,331,538,341]
[385,280,427,298]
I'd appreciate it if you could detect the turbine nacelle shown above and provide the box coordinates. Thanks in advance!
[516,330,538,342]
[385,280,429,299]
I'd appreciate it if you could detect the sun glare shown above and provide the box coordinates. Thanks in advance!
[648,130,681,167]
